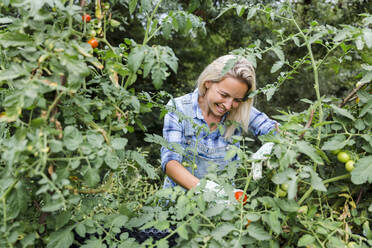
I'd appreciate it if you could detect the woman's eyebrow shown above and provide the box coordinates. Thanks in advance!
[218,89,244,100]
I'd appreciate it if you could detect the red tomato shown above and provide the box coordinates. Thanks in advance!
[235,191,248,205]
[82,14,91,22]
[88,37,99,49]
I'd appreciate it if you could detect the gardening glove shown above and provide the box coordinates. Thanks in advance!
[197,180,247,205]
[251,142,274,180]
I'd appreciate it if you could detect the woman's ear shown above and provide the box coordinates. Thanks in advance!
[205,81,211,89]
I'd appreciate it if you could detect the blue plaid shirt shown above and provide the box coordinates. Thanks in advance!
[161,88,278,172]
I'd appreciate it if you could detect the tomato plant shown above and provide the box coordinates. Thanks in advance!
[0,1,371,248]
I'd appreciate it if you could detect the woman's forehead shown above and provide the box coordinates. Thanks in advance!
[214,77,248,97]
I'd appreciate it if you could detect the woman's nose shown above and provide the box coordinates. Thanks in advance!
[223,98,233,110]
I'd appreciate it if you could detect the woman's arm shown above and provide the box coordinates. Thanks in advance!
[161,101,200,190]
[249,107,279,136]
[165,160,200,190]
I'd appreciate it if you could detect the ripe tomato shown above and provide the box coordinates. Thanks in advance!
[88,37,99,49]
[337,151,350,163]
[345,160,355,172]
[234,191,248,205]
[82,14,91,22]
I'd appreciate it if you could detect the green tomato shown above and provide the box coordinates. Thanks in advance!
[337,152,350,163]
[297,205,308,214]
[281,183,289,191]
[276,188,287,198]
[345,160,355,172]
[331,149,341,155]
[347,242,357,248]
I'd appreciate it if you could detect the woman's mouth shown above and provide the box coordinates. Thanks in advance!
[215,103,225,114]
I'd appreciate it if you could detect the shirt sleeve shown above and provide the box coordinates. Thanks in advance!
[160,105,183,172]
[248,107,279,136]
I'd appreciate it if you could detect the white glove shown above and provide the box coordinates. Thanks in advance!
[197,180,246,205]
[251,142,274,180]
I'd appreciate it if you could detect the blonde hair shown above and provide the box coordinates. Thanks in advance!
[197,55,256,138]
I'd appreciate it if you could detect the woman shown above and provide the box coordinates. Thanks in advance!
[160,55,278,191]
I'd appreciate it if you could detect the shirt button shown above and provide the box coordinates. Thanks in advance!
[226,146,230,151]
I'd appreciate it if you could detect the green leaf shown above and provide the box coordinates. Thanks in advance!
[75,223,86,238]
[247,223,271,241]
[151,63,167,89]
[162,48,178,73]
[84,167,100,187]
[177,224,188,240]
[129,0,138,14]
[0,64,28,81]
[296,141,324,165]
[129,151,157,179]
[49,140,63,153]
[262,211,281,234]
[221,56,239,76]
[0,32,33,48]
[274,199,298,212]
[359,98,372,117]
[42,201,64,212]
[297,234,315,247]
[105,152,120,170]
[111,138,128,150]
[55,211,72,230]
[224,147,237,160]
[81,239,105,248]
[321,135,347,150]
[46,226,74,248]
[86,131,104,148]
[247,7,257,20]
[235,5,246,17]
[272,46,285,61]
[63,126,83,151]
[211,223,236,241]
[351,156,372,184]
[303,166,327,192]
[331,105,355,121]
[270,61,284,73]
[363,28,372,48]
[128,45,146,73]
[205,204,225,217]
[112,215,128,227]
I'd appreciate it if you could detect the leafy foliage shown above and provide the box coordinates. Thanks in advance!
[0,0,371,247]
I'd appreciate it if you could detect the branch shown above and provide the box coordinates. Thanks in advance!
[299,109,315,139]
[339,83,366,108]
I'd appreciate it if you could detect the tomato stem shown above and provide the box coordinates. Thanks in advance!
[298,174,350,205]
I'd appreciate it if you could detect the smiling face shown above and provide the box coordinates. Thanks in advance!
[201,77,249,119]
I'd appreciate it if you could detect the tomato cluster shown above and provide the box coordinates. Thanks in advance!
[333,150,356,172]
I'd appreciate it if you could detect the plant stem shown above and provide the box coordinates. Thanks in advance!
[291,17,323,148]
[143,0,163,45]
[298,174,350,205]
